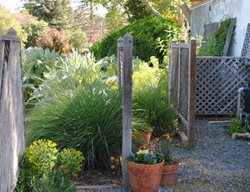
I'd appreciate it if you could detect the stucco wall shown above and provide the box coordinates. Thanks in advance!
[191,0,250,56]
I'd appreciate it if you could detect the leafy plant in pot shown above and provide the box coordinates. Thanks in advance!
[157,139,179,185]
[127,149,164,192]
[133,120,153,149]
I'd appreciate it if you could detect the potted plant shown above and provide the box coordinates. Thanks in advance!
[157,139,179,185]
[133,120,153,148]
[127,149,164,192]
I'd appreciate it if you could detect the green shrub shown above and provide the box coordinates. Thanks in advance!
[37,28,72,55]
[22,20,49,48]
[198,18,233,56]
[132,62,177,137]
[15,140,83,191]
[22,47,59,107]
[227,118,246,136]
[91,16,180,62]
[58,148,85,177]
[25,139,58,174]
[33,169,76,192]
[66,29,89,51]
[27,86,122,170]
[15,156,35,192]
[31,51,101,100]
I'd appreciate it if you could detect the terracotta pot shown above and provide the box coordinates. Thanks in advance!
[128,161,164,192]
[160,163,179,185]
[142,129,152,148]
[133,129,152,149]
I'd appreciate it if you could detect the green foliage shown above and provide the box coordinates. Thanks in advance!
[91,16,180,62]
[227,118,246,136]
[156,139,178,165]
[33,169,76,192]
[22,20,49,48]
[58,148,85,177]
[105,6,127,33]
[22,47,59,107]
[37,28,72,55]
[15,140,83,191]
[198,18,233,56]
[32,51,101,100]
[133,62,177,137]
[124,0,151,22]
[67,29,89,51]
[25,139,58,174]
[0,8,28,44]
[15,156,35,192]
[27,86,122,170]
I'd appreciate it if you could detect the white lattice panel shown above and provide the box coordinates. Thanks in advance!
[196,57,250,115]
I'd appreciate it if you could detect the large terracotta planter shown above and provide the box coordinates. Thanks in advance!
[160,163,179,185]
[128,161,164,192]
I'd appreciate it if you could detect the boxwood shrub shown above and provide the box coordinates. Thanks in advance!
[91,16,180,62]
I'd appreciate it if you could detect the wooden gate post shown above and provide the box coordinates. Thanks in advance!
[0,28,25,192]
[188,39,196,144]
[121,33,133,187]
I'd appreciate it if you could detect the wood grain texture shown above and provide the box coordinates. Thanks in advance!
[0,30,25,192]
[121,34,133,187]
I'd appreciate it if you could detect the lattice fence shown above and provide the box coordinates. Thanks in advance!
[196,57,250,115]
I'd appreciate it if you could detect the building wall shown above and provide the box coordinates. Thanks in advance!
[191,0,250,56]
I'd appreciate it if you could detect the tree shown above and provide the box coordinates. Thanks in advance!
[105,6,127,32]
[66,29,89,51]
[81,0,190,22]
[22,20,49,48]
[0,8,28,44]
[124,0,152,22]
[23,0,74,29]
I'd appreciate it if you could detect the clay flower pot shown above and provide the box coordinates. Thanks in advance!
[134,129,152,149]
[142,129,153,148]
[160,163,179,185]
[128,161,164,192]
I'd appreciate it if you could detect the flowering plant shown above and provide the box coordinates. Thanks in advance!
[127,149,163,164]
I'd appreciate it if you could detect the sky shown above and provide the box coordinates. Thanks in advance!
[0,0,107,16]
[0,0,22,12]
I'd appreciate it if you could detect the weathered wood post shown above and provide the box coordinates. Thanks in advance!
[0,28,25,192]
[119,33,133,187]
[188,39,196,145]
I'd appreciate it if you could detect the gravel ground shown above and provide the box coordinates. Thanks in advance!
[77,120,250,192]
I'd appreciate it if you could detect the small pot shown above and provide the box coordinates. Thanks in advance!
[133,129,152,149]
[160,163,179,185]
[142,129,153,148]
[128,161,164,192]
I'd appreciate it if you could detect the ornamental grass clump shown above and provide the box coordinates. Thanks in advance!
[127,149,163,164]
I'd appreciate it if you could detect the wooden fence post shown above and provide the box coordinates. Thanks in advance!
[0,28,25,192]
[188,39,196,144]
[121,33,133,187]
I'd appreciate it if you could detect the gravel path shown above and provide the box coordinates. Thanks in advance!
[77,120,250,192]
[166,120,250,192]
